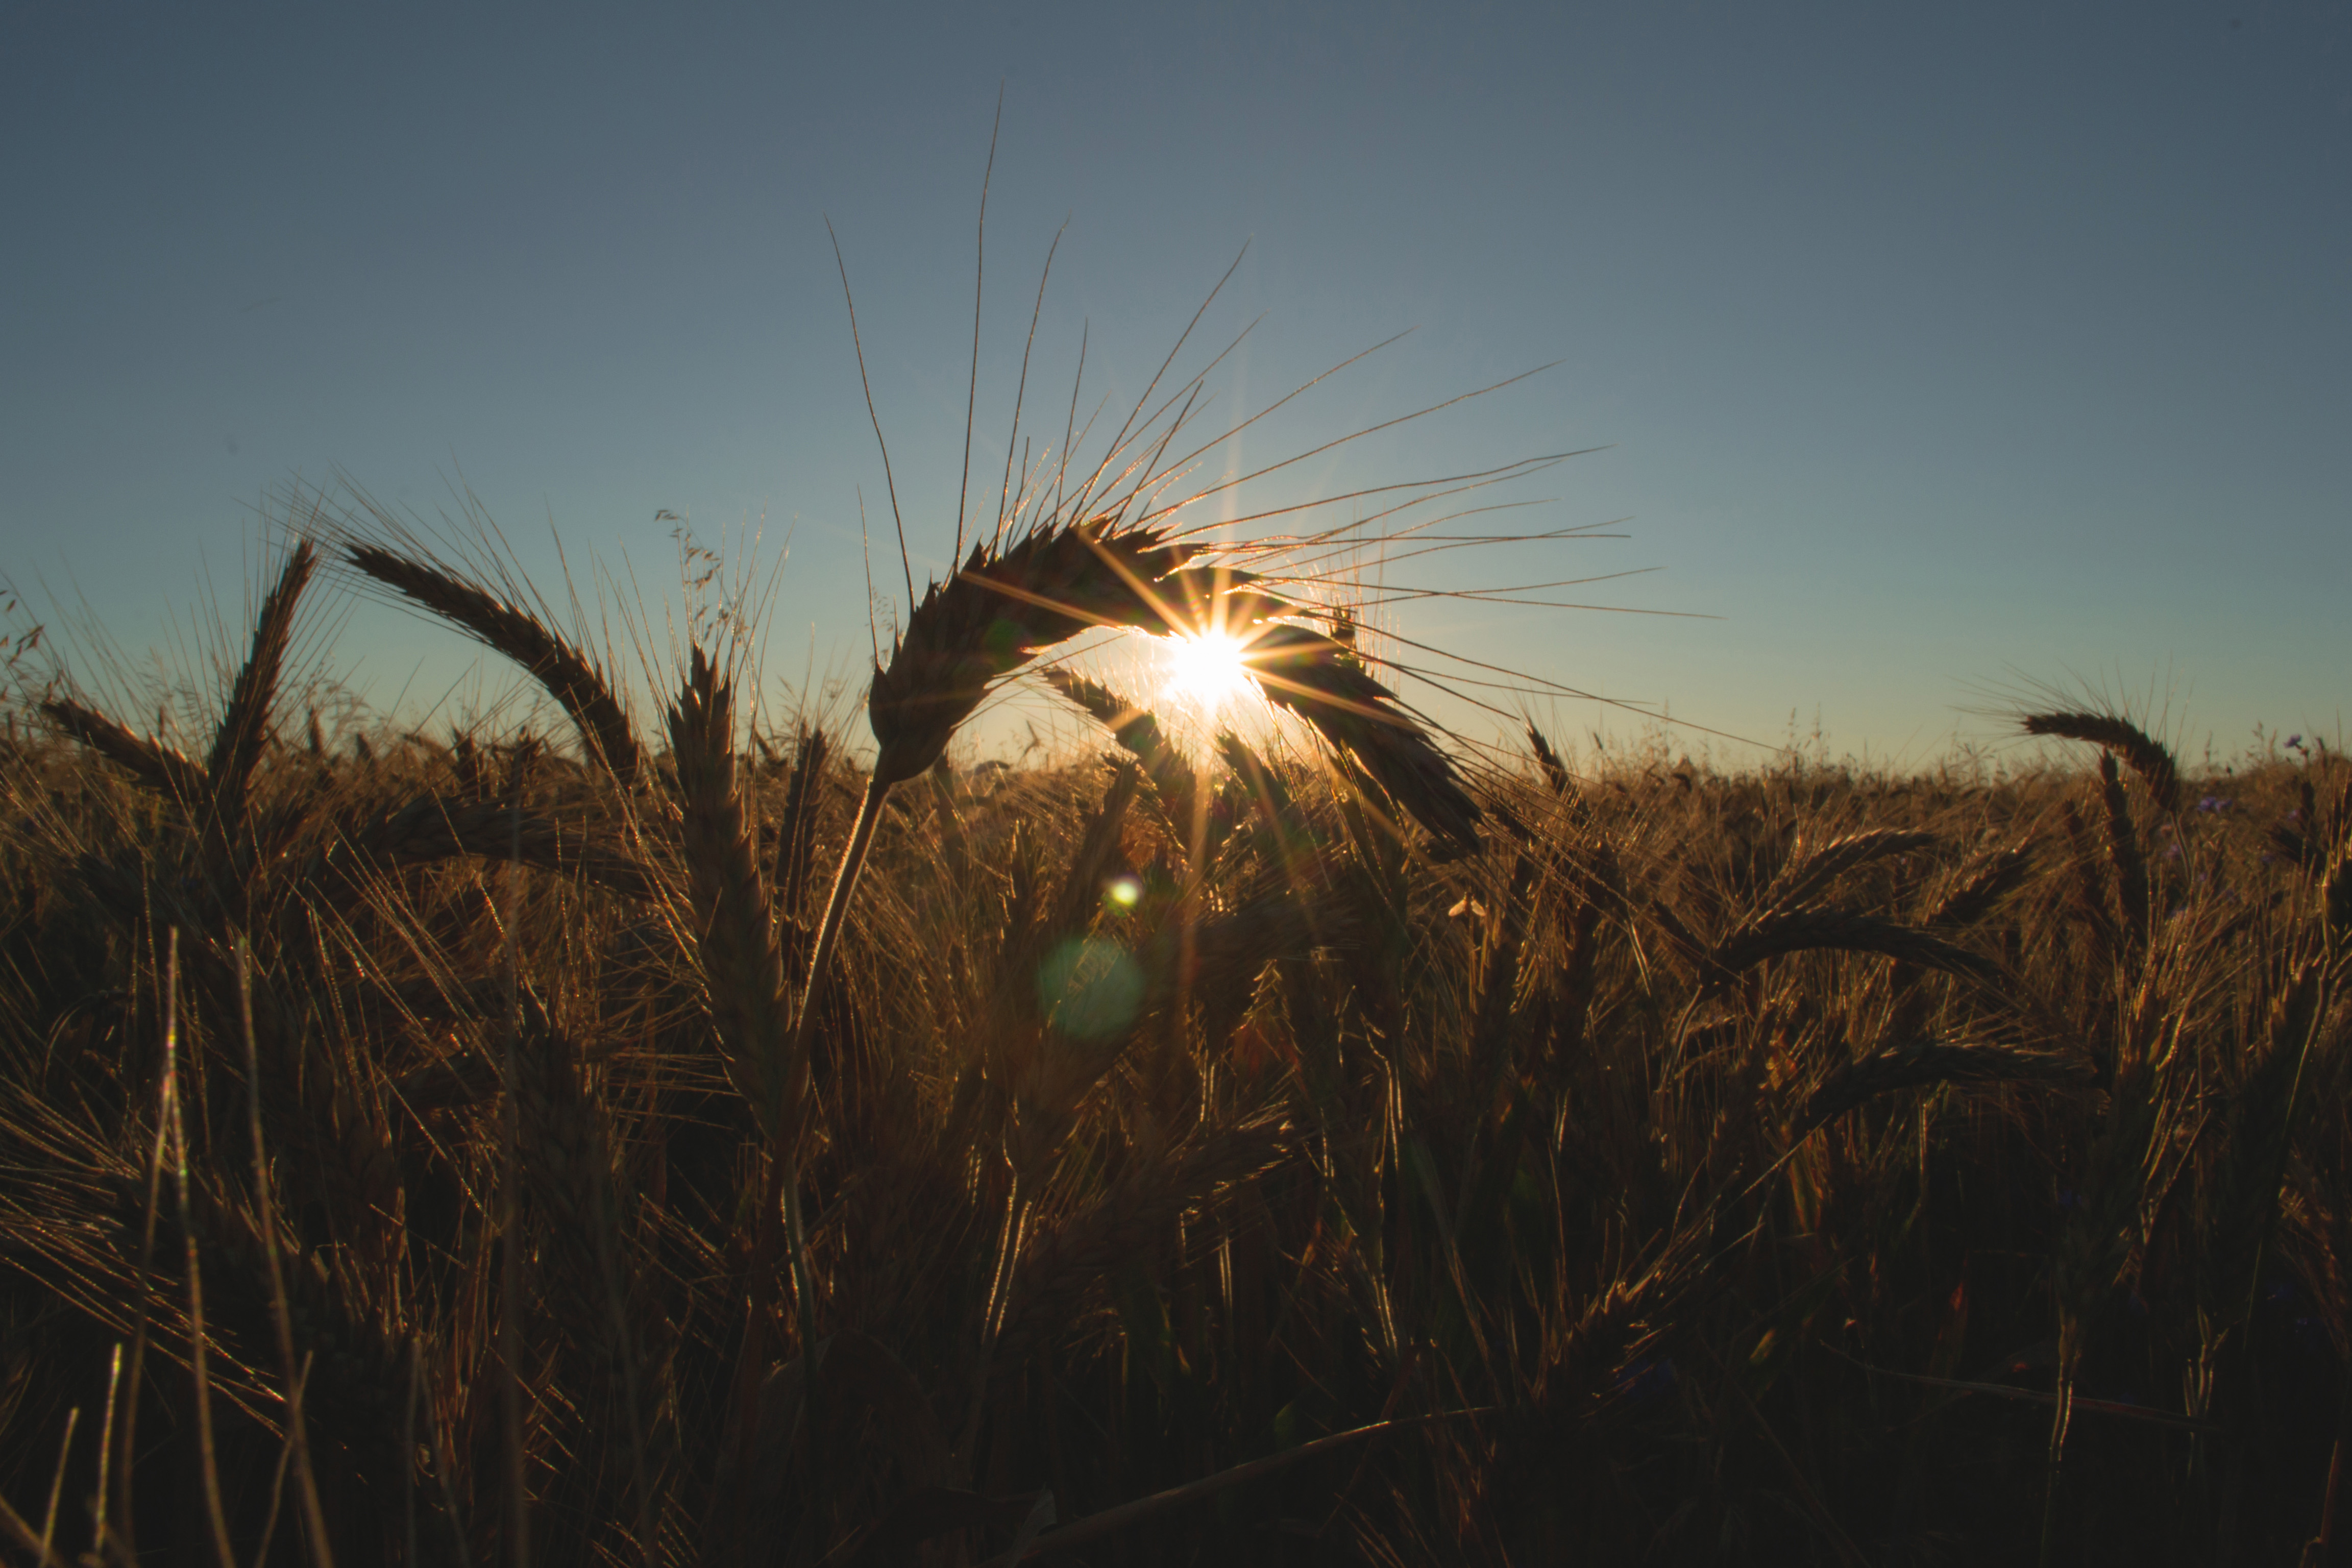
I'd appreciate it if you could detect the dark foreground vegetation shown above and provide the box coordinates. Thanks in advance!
[1,535,2348,1566]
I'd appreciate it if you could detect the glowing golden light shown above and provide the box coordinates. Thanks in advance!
[1160,629,1255,709]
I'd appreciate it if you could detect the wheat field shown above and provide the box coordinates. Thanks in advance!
[0,506,2347,1567]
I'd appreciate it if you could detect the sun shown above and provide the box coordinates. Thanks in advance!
[1160,629,1255,710]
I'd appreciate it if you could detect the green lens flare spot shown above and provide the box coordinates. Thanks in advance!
[1104,875,1143,911]
[983,616,1024,660]
[1036,937,1144,1040]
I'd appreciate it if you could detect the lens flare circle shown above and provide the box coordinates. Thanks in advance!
[1036,937,1144,1040]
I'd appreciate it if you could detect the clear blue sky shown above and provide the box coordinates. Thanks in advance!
[4,2,2346,769]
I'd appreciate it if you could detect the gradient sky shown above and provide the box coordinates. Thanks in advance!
[4,2,2346,772]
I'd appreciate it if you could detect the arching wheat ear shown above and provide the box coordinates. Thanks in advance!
[343,544,644,785]
[2021,710,2181,815]
[806,517,1483,1060]
[793,515,1209,1087]
[866,516,1208,787]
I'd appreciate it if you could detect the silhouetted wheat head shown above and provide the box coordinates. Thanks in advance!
[867,517,1207,787]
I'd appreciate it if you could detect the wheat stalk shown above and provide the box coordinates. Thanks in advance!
[232,942,336,1568]
[1040,669,1200,852]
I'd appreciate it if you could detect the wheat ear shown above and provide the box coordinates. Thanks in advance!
[771,728,831,953]
[2097,751,2152,950]
[1926,845,2033,928]
[2206,953,2331,1336]
[40,698,205,801]
[867,517,1204,786]
[1041,668,1200,850]
[345,544,643,783]
[2022,709,2182,814]
[1693,908,2005,988]
[667,646,825,1495]
[1237,620,1483,855]
[665,648,796,1138]
[1526,723,1574,797]
[1760,828,1940,916]
[2059,799,2122,976]
[1795,1037,2094,1137]
[804,512,1481,1131]
[791,518,1206,1117]
[203,540,316,855]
